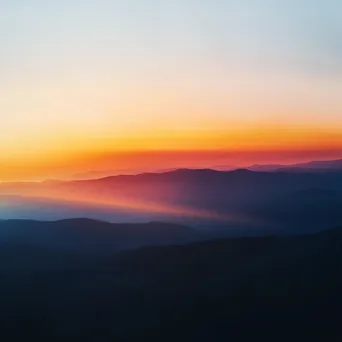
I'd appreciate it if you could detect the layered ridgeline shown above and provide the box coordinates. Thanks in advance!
[1,166,342,232]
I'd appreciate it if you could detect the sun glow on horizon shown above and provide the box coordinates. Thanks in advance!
[1,1,341,181]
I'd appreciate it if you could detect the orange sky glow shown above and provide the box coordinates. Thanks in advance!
[1,1,341,181]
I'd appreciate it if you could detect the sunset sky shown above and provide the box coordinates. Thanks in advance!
[1,0,341,181]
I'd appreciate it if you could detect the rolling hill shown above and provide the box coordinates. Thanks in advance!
[0,219,199,265]
[0,223,341,340]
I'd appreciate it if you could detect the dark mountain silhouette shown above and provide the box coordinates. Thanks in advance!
[276,166,342,173]
[0,219,199,262]
[108,226,342,340]
[71,167,181,180]
[60,159,342,181]
[1,160,342,340]
[295,158,342,169]
[0,224,341,340]
[248,158,342,172]
[246,163,286,171]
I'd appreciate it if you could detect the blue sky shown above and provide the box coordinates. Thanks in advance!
[2,0,341,76]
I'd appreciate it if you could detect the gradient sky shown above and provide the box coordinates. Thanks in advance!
[1,0,342,180]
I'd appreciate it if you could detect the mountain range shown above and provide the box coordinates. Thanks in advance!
[72,158,342,178]
[1,159,342,340]
[247,158,342,172]
[1,164,342,233]
[48,159,342,181]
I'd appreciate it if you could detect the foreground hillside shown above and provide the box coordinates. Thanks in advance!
[0,219,198,265]
[0,223,341,340]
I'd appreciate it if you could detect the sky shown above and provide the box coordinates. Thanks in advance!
[1,0,342,180]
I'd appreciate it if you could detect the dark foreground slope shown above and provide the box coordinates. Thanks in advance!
[0,225,341,341]
[0,218,198,264]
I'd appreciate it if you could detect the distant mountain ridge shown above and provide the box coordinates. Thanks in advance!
[60,158,342,181]
[248,158,342,172]
[1,164,342,232]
